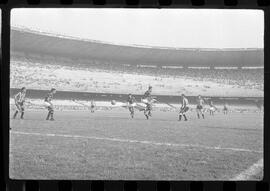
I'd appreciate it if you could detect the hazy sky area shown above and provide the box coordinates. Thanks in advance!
[11,9,264,49]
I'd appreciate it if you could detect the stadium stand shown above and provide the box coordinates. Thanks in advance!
[10,27,264,97]
[11,27,263,67]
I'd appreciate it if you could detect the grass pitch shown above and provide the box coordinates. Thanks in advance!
[9,109,263,180]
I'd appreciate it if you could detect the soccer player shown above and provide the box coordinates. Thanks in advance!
[209,100,216,116]
[13,87,27,119]
[196,95,205,119]
[223,103,228,114]
[127,94,136,118]
[179,94,189,121]
[90,100,96,113]
[44,88,57,121]
[141,86,154,119]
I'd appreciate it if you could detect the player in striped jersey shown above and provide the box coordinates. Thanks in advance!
[44,88,57,121]
[179,94,189,121]
[13,87,27,119]
[141,86,154,119]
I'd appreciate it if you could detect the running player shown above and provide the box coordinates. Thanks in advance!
[223,103,228,114]
[44,88,57,121]
[90,100,96,113]
[196,95,205,119]
[142,86,155,119]
[179,94,189,121]
[209,100,216,116]
[13,87,27,119]
[127,94,136,118]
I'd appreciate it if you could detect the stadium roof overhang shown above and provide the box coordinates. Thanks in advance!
[11,28,263,67]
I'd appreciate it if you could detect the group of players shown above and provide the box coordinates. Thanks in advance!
[12,86,228,121]
[13,87,57,121]
[126,86,228,121]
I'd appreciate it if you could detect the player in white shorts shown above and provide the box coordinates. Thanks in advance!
[209,100,217,116]
[141,86,156,119]
[196,95,205,119]
[44,88,57,121]
[179,94,189,121]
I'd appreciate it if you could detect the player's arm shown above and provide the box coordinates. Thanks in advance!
[45,94,52,104]
[45,99,53,106]
[14,92,20,104]
[181,99,185,109]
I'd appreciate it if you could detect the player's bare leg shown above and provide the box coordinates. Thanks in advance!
[13,104,21,119]
[144,109,149,119]
[183,114,187,121]
[179,108,188,121]
[46,106,55,121]
[50,109,55,121]
[13,110,19,119]
[178,113,182,121]
[129,107,134,118]
[183,107,189,121]
[144,104,151,119]
[201,110,205,119]
[179,113,187,121]
[46,110,51,120]
[148,110,152,117]
[20,107,25,119]
[196,109,200,119]
[147,104,152,117]
[197,109,204,119]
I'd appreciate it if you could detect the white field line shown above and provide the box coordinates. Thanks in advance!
[231,158,263,180]
[11,131,263,154]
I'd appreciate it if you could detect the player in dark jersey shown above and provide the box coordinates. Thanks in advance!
[127,94,136,118]
[44,88,57,121]
[143,86,152,99]
[90,100,96,113]
[142,86,154,119]
[196,95,205,119]
[179,94,189,121]
[13,87,27,119]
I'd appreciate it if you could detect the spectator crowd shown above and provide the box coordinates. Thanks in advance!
[10,53,263,97]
